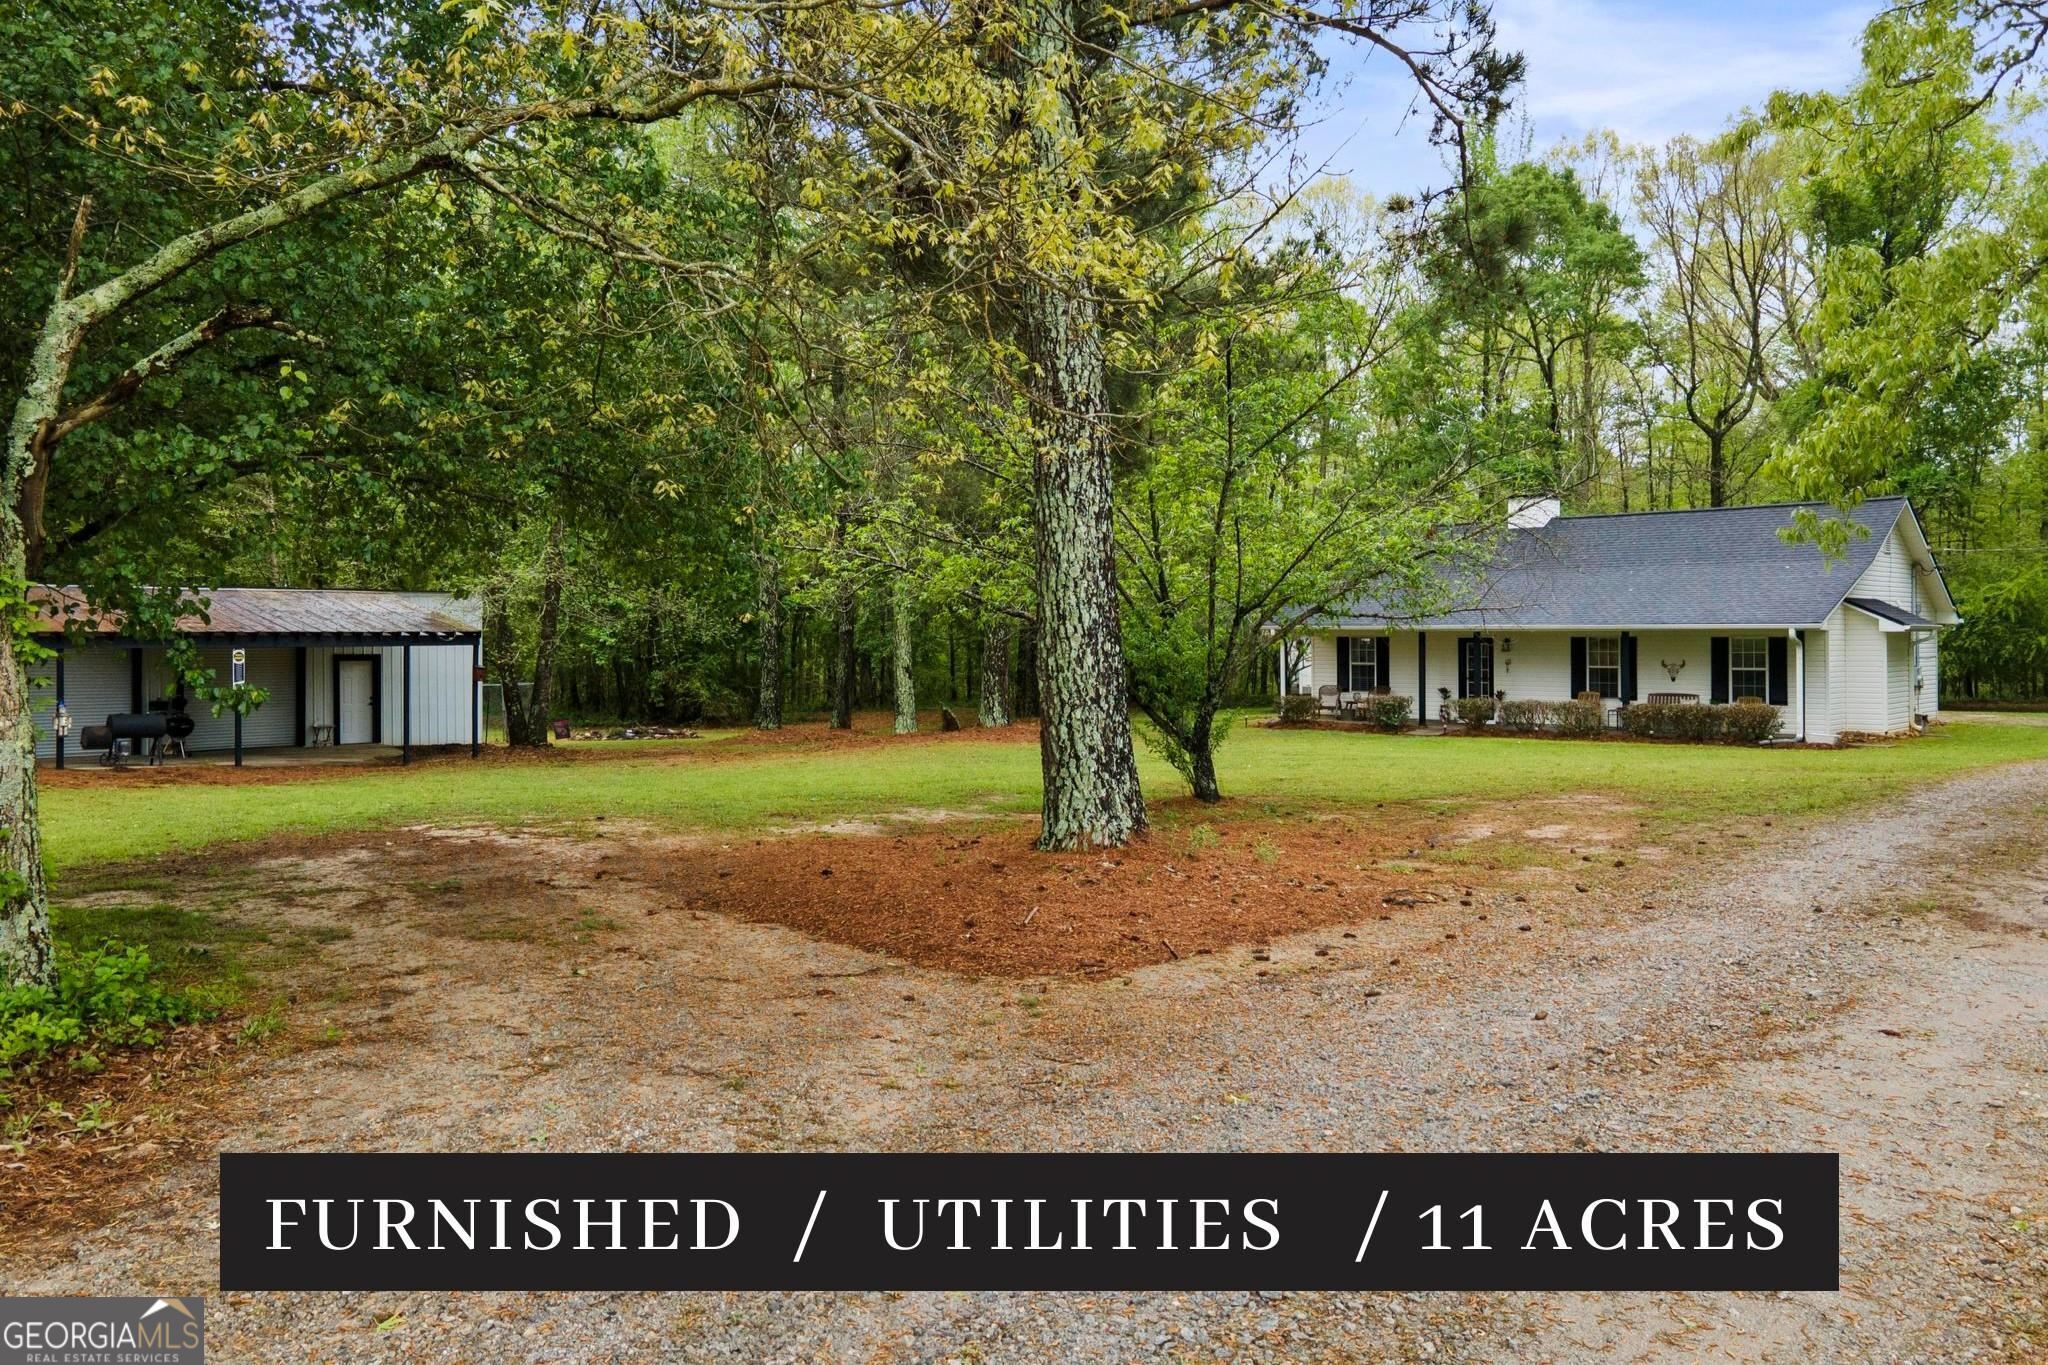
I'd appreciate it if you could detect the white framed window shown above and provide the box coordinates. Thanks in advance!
[1586,636,1621,699]
[1730,636,1769,700]
[1347,636,1379,692]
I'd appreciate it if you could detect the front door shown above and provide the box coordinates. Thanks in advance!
[1459,637,1494,698]
[337,659,375,744]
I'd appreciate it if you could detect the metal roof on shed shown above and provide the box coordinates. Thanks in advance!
[31,586,481,638]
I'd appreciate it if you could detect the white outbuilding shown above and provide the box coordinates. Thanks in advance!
[29,586,483,766]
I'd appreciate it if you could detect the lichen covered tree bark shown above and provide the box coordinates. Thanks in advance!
[891,577,917,734]
[978,623,1012,727]
[1015,0,1146,849]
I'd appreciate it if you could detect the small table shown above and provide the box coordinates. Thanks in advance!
[308,723,336,748]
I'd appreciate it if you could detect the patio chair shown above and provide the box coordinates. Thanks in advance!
[1317,684,1341,717]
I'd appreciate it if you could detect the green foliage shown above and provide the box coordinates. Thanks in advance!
[1553,697,1605,736]
[1621,700,1782,743]
[1497,699,1551,731]
[1454,696,1498,726]
[1359,695,1413,731]
[1277,693,1320,722]
[0,942,211,1079]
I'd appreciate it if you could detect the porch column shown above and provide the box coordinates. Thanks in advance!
[129,647,143,711]
[233,708,243,767]
[294,646,307,747]
[402,644,413,765]
[1416,632,1428,724]
[54,651,65,770]
[1793,628,1806,743]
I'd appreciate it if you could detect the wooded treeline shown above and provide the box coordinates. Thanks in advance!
[3,0,2047,983]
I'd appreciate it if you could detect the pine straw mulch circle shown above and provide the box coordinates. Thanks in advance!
[654,807,1456,979]
[0,1018,245,1255]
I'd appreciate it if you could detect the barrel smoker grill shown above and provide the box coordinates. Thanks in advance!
[80,706,194,767]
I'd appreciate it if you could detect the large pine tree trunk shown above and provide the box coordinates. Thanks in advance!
[1016,0,1146,850]
[1021,282,1145,847]
[892,577,917,735]
[978,624,1012,727]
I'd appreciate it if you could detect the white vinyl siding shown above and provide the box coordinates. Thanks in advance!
[1841,608,1891,733]
[1886,633,1911,732]
[35,639,476,761]
[1801,626,1836,744]
[303,643,476,746]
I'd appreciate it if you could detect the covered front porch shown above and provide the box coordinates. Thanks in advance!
[44,743,410,774]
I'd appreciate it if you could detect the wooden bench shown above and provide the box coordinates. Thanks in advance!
[1646,692,1700,705]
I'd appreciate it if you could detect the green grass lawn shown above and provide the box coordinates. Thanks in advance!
[41,713,2048,875]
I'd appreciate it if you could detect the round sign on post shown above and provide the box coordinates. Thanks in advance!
[231,648,247,686]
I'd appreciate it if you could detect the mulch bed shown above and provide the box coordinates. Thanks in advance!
[0,1019,244,1253]
[653,809,1454,978]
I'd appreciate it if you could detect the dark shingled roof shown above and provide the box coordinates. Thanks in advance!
[1325,498,1910,629]
[1844,595,1936,629]
[31,586,481,638]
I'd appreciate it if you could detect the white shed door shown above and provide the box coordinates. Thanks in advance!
[337,660,375,744]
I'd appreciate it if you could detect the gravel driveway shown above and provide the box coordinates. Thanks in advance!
[9,758,2047,1362]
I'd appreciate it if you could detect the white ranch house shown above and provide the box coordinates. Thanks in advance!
[28,586,483,766]
[1287,497,1957,744]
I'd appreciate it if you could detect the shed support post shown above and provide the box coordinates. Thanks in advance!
[234,709,243,768]
[54,651,65,770]
[130,647,143,712]
[402,644,412,765]
[294,646,307,747]
[470,636,481,758]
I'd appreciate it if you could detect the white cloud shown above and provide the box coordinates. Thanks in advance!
[1291,0,1872,193]
[1492,0,1868,145]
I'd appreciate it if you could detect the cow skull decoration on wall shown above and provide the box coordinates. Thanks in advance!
[1660,658,1686,683]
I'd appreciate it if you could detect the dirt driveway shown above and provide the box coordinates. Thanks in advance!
[7,761,2047,1362]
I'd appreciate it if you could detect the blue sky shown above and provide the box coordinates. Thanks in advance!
[1288,0,1872,195]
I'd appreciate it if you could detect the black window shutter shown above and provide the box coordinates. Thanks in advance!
[1768,636,1789,705]
[1416,632,1428,711]
[1569,636,1587,697]
[1621,634,1638,702]
[1710,637,1730,703]
[1456,638,1471,697]
[1336,636,1350,688]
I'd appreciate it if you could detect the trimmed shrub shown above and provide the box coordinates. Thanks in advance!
[1554,697,1605,737]
[1278,693,1320,723]
[1453,696,1496,726]
[1360,694,1412,731]
[1497,699,1550,732]
[1721,699,1783,744]
[1620,701,1669,738]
